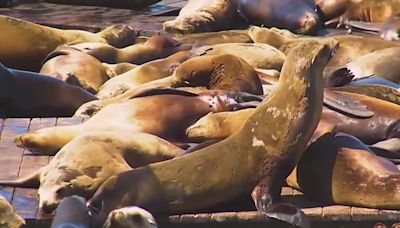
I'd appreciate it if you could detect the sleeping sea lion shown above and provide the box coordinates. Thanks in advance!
[51,196,90,228]
[104,206,158,228]
[75,54,263,117]
[85,40,336,226]
[162,0,240,34]
[286,132,400,209]
[97,51,197,99]
[40,46,110,94]
[332,84,400,105]
[174,29,252,45]
[15,89,247,155]
[44,0,160,9]
[71,34,193,64]
[102,63,138,78]
[237,0,321,34]
[0,195,25,227]
[315,0,363,21]
[0,63,97,118]
[1,131,182,213]
[0,15,136,71]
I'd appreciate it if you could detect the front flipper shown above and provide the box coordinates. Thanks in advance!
[0,169,41,188]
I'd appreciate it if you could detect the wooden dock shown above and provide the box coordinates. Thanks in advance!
[0,117,400,227]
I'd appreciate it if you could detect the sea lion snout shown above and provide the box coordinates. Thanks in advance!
[104,206,158,228]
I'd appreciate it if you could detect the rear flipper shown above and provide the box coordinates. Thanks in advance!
[324,67,354,87]
[0,169,40,188]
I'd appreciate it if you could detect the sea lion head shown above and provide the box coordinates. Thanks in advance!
[103,206,157,228]
[248,26,296,48]
[97,24,137,48]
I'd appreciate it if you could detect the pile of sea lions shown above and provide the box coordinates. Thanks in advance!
[0,0,399,226]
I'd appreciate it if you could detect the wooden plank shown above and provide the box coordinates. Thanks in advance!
[351,207,381,221]
[12,118,57,219]
[322,205,351,221]
[379,209,400,221]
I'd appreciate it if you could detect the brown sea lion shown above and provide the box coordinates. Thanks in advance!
[162,0,240,34]
[75,54,263,117]
[97,51,197,99]
[85,40,336,226]
[40,46,110,94]
[0,195,25,227]
[0,63,97,118]
[332,84,400,105]
[0,15,136,71]
[237,0,321,34]
[71,34,193,65]
[15,89,247,155]
[315,0,362,21]
[248,26,400,67]
[51,196,90,228]
[174,29,252,45]
[103,206,158,228]
[286,132,400,209]
[102,62,138,78]
[44,0,160,9]
[1,131,182,212]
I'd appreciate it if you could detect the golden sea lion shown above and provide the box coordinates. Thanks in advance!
[40,46,110,94]
[332,84,400,105]
[97,51,197,99]
[248,26,400,67]
[0,63,97,118]
[51,196,90,228]
[286,132,400,209]
[71,34,193,65]
[15,89,246,155]
[0,195,25,228]
[0,15,136,71]
[85,40,336,226]
[163,0,240,34]
[174,29,252,45]
[75,54,263,117]
[44,0,160,9]
[238,0,321,34]
[103,206,158,228]
[1,131,182,213]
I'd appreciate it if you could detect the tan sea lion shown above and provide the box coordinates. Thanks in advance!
[40,46,110,94]
[0,63,97,118]
[97,51,197,99]
[15,89,247,155]
[0,195,25,228]
[332,84,400,105]
[162,0,240,34]
[51,196,90,228]
[44,0,160,9]
[249,26,400,67]
[71,34,193,65]
[1,131,182,212]
[85,40,336,226]
[104,206,158,228]
[102,63,138,78]
[75,54,263,117]
[0,15,136,71]
[286,132,400,209]
[237,0,321,34]
[174,29,252,45]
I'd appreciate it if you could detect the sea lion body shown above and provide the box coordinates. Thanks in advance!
[40,46,110,94]
[104,206,158,228]
[174,30,252,45]
[332,84,400,105]
[340,0,400,24]
[86,40,336,219]
[0,63,97,118]
[316,0,362,21]
[238,0,321,34]
[0,195,25,228]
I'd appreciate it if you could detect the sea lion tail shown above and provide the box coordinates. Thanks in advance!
[0,169,40,188]
[263,202,310,228]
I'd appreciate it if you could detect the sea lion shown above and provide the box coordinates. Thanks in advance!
[40,46,110,94]
[332,84,400,105]
[44,0,160,9]
[103,206,158,228]
[237,0,321,34]
[315,0,363,21]
[1,131,182,213]
[248,26,400,67]
[75,54,263,117]
[71,34,193,65]
[97,51,197,99]
[51,196,90,228]
[0,63,97,118]
[174,29,252,45]
[286,132,400,209]
[102,63,138,78]
[15,89,247,155]
[0,15,136,71]
[85,40,336,225]
[191,43,286,70]
[162,0,240,34]
[0,195,25,228]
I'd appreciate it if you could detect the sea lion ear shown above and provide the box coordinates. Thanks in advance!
[323,89,374,118]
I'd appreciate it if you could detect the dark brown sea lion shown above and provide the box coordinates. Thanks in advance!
[85,40,336,226]
[97,51,197,99]
[15,89,247,155]
[1,131,182,212]
[162,0,240,34]
[44,0,160,9]
[237,0,321,34]
[40,46,110,94]
[103,206,158,228]
[75,54,263,117]
[286,132,400,209]
[0,63,97,118]
[51,196,90,228]
[71,34,193,65]
[0,195,25,227]
[0,15,136,71]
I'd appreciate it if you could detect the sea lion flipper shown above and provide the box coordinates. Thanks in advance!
[346,21,382,33]
[0,168,40,188]
[323,89,374,118]
[369,138,400,157]
[324,67,354,87]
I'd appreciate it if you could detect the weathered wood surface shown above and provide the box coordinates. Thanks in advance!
[0,118,399,227]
